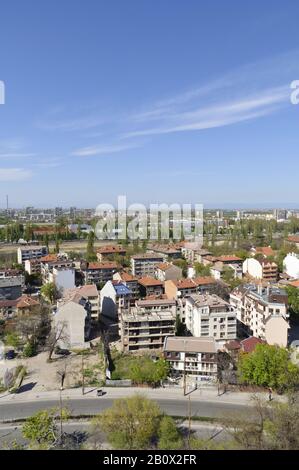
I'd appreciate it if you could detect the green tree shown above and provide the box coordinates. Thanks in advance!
[194,262,211,277]
[5,332,20,349]
[238,344,299,391]
[286,286,299,316]
[22,407,69,449]
[41,282,58,303]
[86,231,97,261]
[92,395,161,449]
[158,416,183,450]
[173,258,188,277]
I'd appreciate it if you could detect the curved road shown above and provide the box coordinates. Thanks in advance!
[0,395,249,421]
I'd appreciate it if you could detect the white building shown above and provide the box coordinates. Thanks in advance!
[185,294,237,345]
[283,253,299,279]
[17,245,48,264]
[100,280,132,320]
[130,254,164,277]
[63,285,100,320]
[243,257,278,282]
[230,285,289,347]
[163,336,217,382]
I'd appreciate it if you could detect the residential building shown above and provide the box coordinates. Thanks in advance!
[25,259,41,276]
[155,262,182,282]
[164,277,216,300]
[286,235,299,248]
[100,280,132,320]
[63,285,99,320]
[131,254,164,277]
[230,285,289,347]
[250,246,275,258]
[96,245,126,262]
[120,299,176,352]
[138,277,164,298]
[148,244,182,260]
[163,336,217,382]
[243,258,278,282]
[41,258,75,293]
[17,245,48,264]
[0,277,23,301]
[283,253,299,279]
[81,261,118,285]
[224,336,266,358]
[185,294,237,344]
[54,295,92,349]
[181,243,211,264]
[113,271,139,303]
[0,295,40,319]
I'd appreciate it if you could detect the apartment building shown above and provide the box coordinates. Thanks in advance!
[165,277,216,299]
[181,243,211,264]
[41,259,75,293]
[24,259,42,276]
[163,336,217,382]
[63,285,99,320]
[120,298,176,352]
[96,245,126,262]
[243,258,278,282]
[0,277,23,301]
[155,262,182,282]
[185,294,237,344]
[113,271,139,303]
[81,261,118,285]
[0,295,40,319]
[138,277,164,298]
[131,254,164,277]
[148,244,182,260]
[230,285,289,347]
[17,245,48,264]
[100,280,132,320]
[54,295,92,349]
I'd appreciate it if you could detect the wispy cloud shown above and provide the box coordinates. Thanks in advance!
[72,141,142,157]
[0,153,36,159]
[122,85,288,138]
[0,168,33,181]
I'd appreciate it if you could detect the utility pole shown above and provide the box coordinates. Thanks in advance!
[187,394,191,449]
[59,387,63,443]
[183,340,186,396]
[81,354,85,396]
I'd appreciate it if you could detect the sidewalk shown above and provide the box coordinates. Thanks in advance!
[0,385,284,406]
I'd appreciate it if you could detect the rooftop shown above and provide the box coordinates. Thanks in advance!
[164,336,217,354]
[188,293,229,309]
[138,276,163,287]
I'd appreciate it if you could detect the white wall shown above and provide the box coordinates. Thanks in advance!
[243,258,263,279]
[283,253,299,279]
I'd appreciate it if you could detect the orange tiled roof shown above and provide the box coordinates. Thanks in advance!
[88,262,118,270]
[138,276,163,287]
[97,245,126,254]
[16,295,39,308]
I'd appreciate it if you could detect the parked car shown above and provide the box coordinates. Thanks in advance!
[5,349,15,360]
[54,347,70,356]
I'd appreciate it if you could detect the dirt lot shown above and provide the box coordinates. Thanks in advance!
[1,348,105,392]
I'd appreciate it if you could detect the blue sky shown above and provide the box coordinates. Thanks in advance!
[0,0,299,208]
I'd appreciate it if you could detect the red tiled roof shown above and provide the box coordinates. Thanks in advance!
[287,236,299,243]
[254,246,274,257]
[97,245,126,254]
[40,255,58,263]
[224,340,241,351]
[119,271,138,282]
[216,255,242,262]
[88,262,118,270]
[174,279,197,289]
[240,336,266,353]
[289,280,299,288]
[193,276,216,286]
[16,295,39,309]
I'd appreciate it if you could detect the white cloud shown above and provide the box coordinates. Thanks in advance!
[0,168,33,181]
[0,153,36,159]
[72,142,141,157]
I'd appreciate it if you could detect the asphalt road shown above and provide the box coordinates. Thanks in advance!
[0,396,248,421]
